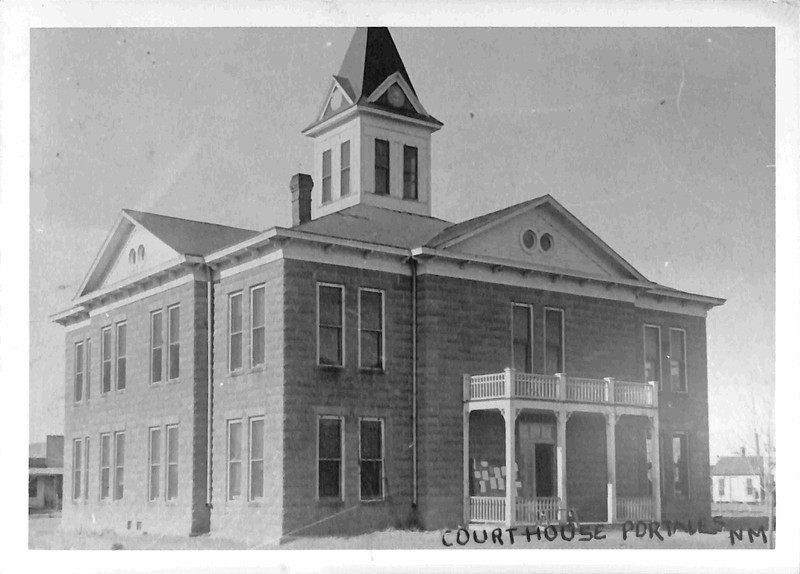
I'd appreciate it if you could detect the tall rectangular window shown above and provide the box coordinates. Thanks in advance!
[168,305,180,380]
[249,417,264,500]
[83,436,90,501]
[227,420,242,500]
[718,478,725,496]
[114,431,125,500]
[359,289,384,370]
[85,339,92,400]
[318,284,344,366]
[374,139,390,195]
[151,310,163,383]
[359,418,384,501]
[100,433,111,500]
[544,308,564,375]
[251,286,266,367]
[403,145,418,200]
[101,327,112,394]
[746,478,754,496]
[74,341,84,402]
[644,325,662,388]
[318,416,343,499]
[322,149,332,203]
[116,322,127,391]
[340,140,351,197]
[669,328,687,392]
[512,304,532,373]
[148,427,161,501]
[166,425,179,500]
[229,292,243,372]
[672,432,688,498]
[72,438,82,500]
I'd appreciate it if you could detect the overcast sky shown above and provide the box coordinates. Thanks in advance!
[28,27,774,460]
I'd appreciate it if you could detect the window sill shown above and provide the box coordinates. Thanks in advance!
[317,364,345,371]
[359,497,386,505]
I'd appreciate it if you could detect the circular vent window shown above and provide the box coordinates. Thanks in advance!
[540,233,554,252]
[520,229,537,252]
[128,248,136,265]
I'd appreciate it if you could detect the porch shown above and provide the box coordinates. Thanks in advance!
[463,369,661,527]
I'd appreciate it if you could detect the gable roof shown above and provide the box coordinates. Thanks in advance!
[123,209,258,257]
[294,204,452,249]
[425,194,649,282]
[711,456,763,476]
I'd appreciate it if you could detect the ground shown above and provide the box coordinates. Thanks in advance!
[29,514,773,550]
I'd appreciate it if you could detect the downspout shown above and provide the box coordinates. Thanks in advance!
[206,265,214,508]
[410,256,418,508]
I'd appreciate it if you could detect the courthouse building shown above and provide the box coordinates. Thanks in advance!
[53,27,724,541]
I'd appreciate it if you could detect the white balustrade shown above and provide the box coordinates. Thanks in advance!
[515,497,560,524]
[470,373,506,399]
[616,496,656,522]
[566,377,607,403]
[470,496,506,523]
[614,381,654,406]
[514,373,559,400]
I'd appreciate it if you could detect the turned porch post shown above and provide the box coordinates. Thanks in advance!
[604,410,618,524]
[650,413,662,521]
[503,405,518,527]
[556,409,569,520]
[463,374,471,526]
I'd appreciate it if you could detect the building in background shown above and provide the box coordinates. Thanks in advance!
[52,27,724,541]
[29,435,64,512]
[711,452,763,504]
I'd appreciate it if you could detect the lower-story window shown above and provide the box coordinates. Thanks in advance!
[318,416,343,500]
[166,425,179,500]
[359,418,384,501]
[72,438,83,501]
[672,432,688,498]
[249,417,264,501]
[100,433,111,500]
[149,427,161,500]
[83,436,90,501]
[114,431,125,500]
[227,420,242,500]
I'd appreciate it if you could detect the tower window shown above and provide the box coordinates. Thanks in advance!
[375,139,390,196]
[322,149,332,203]
[403,145,418,200]
[340,141,351,197]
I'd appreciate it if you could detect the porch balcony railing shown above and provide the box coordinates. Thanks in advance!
[469,496,562,525]
[466,369,658,408]
[616,496,656,522]
[470,496,506,523]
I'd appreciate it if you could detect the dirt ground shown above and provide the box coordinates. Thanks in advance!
[28,514,772,551]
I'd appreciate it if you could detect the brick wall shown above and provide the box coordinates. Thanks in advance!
[210,259,285,545]
[62,277,208,537]
[281,259,415,536]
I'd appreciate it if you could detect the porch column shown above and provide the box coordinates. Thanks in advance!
[556,409,570,520]
[604,411,617,524]
[463,408,470,524]
[502,404,518,527]
[649,413,662,521]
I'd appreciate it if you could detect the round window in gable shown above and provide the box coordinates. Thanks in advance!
[540,233,554,252]
[128,248,136,265]
[520,229,537,252]
[137,244,146,261]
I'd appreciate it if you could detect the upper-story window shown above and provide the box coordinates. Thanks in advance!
[85,339,92,400]
[101,327,112,394]
[511,303,533,373]
[318,283,344,367]
[644,325,662,388]
[251,285,266,367]
[374,139,390,195]
[669,328,687,392]
[74,341,84,403]
[340,141,351,197]
[544,308,564,375]
[116,322,127,391]
[168,305,180,380]
[359,288,384,370]
[151,310,163,383]
[403,145,418,200]
[322,149,332,203]
[229,292,243,372]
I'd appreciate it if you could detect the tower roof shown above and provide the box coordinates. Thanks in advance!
[336,27,417,103]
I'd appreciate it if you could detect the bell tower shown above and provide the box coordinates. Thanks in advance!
[302,27,443,220]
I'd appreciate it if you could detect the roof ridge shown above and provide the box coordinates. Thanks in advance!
[123,208,257,233]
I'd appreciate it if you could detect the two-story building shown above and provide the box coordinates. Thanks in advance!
[52,27,724,543]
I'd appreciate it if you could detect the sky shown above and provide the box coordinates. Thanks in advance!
[27,26,775,462]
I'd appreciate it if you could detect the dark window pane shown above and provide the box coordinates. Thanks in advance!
[230,294,242,332]
[360,421,382,459]
[319,326,341,365]
[115,468,124,499]
[167,465,178,500]
[513,342,529,372]
[545,310,563,374]
[319,286,342,326]
[85,340,91,399]
[169,306,180,340]
[322,149,332,203]
[152,311,163,346]
[117,324,126,355]
[152,348,163,383]
[318,460,340,498]
[117,359,126,390]
[360,460,382,499]
[341,141,351,197]
[670,330,687,391]
[229,462,241,499]
[644,326,660,383]
[229,422,242,456]
[252,287,265,328]
[103,329,112,359]
[250,460,264,499]
[252,328,265,366]
[150,465,160,499]
[167,427,178,463]
[169,344,179,379]
[319,419,341,459]
[230,333,243,371]
[403,145,418,200]
[360,291,382,331]
[361,332,381,369]
[251,419,264,458]
[375,139,390,195]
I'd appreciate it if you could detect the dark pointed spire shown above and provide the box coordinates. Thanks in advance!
[336,27,416,102]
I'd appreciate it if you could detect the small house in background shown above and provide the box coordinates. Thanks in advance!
[711,451,763,504]
[29,435,64,512]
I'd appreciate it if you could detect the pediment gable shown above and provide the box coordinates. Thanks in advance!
[365,71,429,116]
[317,77,356,123]
[436,197,646,282]
[76,213,181,298]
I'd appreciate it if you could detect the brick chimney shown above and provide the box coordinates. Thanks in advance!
[290,173,313,226]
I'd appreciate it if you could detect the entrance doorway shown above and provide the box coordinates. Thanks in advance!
[534,443,556,497]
